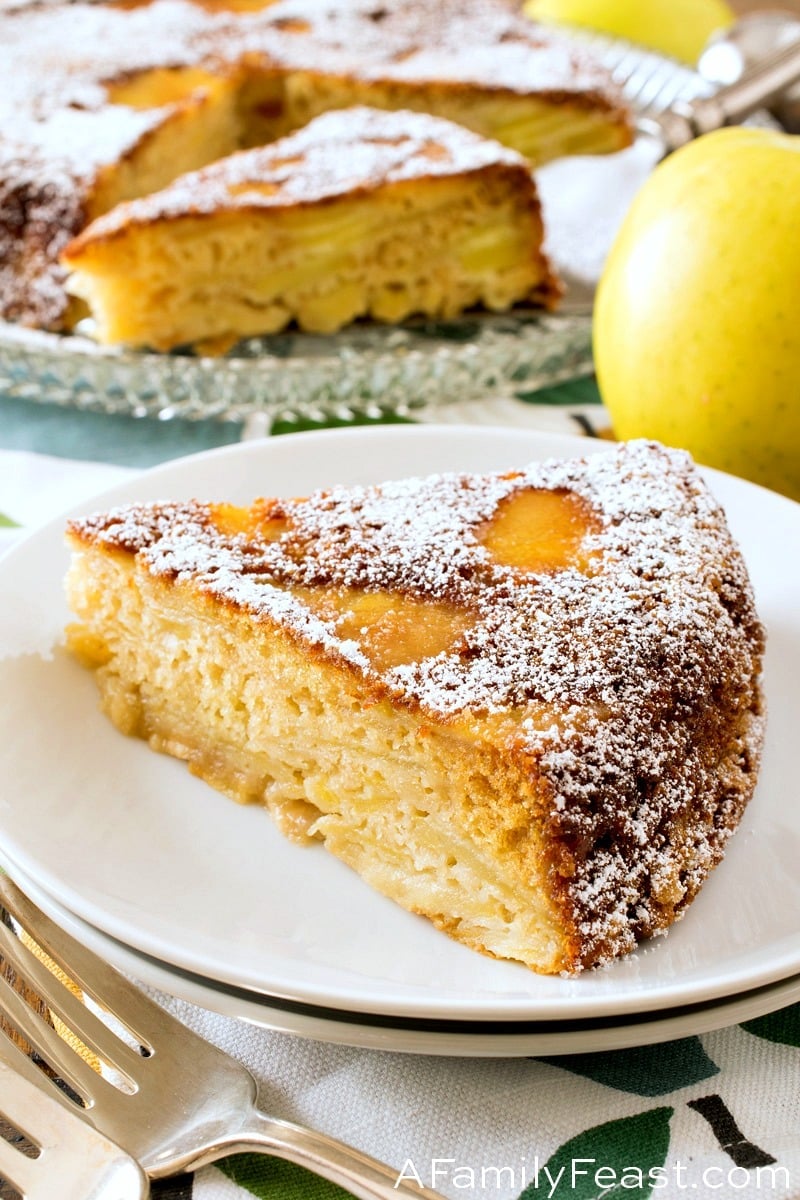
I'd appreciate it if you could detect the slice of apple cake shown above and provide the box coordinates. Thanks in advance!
[61,106,559,350]
[64,440,765,974]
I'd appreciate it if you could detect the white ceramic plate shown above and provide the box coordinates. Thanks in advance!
[0,427,798,1023]
[6,855,800,1058]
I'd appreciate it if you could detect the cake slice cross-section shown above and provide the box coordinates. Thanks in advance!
[62,106,559,350]
[64,441,765,974]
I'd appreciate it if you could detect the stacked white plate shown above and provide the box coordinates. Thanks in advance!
[1,427,799,1056]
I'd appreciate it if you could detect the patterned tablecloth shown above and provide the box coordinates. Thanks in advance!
[0,388,798,1200]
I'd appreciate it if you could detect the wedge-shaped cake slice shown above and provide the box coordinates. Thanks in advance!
[62,106,559,350]
[64,441,765,974]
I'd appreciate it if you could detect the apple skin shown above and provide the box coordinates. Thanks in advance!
[593,127,800,502]
[523,0,733,65]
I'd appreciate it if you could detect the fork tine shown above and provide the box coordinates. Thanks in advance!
[0,1127,39,1199]
[0,968,111,1106]
[0,916,148,1084]
[0,1007,66,1098]
[0,875,177,1049]
[0,1045,150,1200]
[0,1038,45,1198]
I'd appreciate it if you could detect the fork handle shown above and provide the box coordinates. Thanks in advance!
[172,1106,447,1200]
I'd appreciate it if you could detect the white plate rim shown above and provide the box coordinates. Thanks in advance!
[5,854,800,1059]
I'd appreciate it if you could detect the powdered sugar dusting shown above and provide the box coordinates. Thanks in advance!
[69,440,761,719]
[73,107,533,238]
[0,1,218,129]
[250,0,626,100]
[68,440,766,968]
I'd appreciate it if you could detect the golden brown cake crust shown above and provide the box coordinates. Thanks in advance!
[0,0,631,328]
[66,441,766,970]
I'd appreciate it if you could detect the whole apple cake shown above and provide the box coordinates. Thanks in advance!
[64,441,765,974]
[0,0,632,334]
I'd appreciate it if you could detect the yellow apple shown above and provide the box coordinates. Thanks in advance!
[523,0,733,64]
[594,127,800,501]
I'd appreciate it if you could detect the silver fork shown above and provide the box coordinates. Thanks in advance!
[636,35,800,154]
[0,1033,148,1200]
[576,20,800,155]
[0,875,445,1200]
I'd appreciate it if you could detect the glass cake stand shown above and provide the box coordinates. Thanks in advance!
[0,310,596,424]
